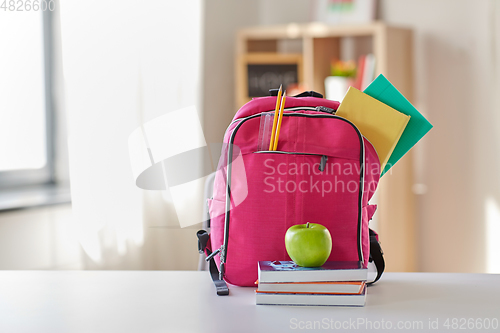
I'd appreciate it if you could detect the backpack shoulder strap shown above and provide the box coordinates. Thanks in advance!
[197,230,229,296]
[367,228,385,285]
[208,252,230,296]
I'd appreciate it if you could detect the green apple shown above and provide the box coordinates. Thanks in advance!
[285,222,332,267]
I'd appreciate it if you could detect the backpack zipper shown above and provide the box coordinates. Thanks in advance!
[228,106,334,128]
[219,111,365,280]
[254,151,329,172]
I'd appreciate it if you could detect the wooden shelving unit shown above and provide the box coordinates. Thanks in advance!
[236,22,413,107]
[235,22,417,272]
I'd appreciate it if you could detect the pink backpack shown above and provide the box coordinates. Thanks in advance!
[197,91,385,295]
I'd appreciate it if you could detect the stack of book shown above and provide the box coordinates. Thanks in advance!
[256,261,368,306]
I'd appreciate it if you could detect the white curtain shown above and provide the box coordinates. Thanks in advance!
[59,0,203,269]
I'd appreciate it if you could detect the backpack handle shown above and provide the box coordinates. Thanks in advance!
[269,89,323,99]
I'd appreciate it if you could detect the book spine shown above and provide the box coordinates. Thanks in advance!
[354,55,366,90]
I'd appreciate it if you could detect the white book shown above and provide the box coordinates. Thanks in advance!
[258,261,368,283]
[256,286,367,307]
[324,76,349,101]
[257,281,365,294]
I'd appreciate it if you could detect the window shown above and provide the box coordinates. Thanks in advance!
[0,10,54,188]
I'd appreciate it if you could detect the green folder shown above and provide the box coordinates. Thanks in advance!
[364,74,433,176]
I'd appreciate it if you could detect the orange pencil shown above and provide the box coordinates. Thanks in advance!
[273,91,286,151]
[269,85,282,151]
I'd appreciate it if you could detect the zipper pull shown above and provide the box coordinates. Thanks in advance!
[319,155,328,172]
[315,106,336,114]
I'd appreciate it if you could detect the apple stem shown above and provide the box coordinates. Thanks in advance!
[306,222,310,228]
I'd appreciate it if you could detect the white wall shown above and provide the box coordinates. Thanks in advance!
[202,1,260,144]
[380,0,500,273]
[0,205,82,270]
[257,0,312,25]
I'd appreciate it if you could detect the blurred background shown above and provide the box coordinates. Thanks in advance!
[0,0,499,274]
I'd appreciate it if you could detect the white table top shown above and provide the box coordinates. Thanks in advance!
[0,271,498,333]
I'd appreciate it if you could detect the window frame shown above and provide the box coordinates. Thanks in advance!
[0,10,55,189]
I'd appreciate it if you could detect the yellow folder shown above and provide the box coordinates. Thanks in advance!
[336,87,410,171]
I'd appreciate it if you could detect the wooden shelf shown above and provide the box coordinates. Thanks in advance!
[236,21,412,107]
[237,22,386,41]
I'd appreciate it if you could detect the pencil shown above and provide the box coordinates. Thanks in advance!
[273,91,286,151]
[269,85,282,151]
